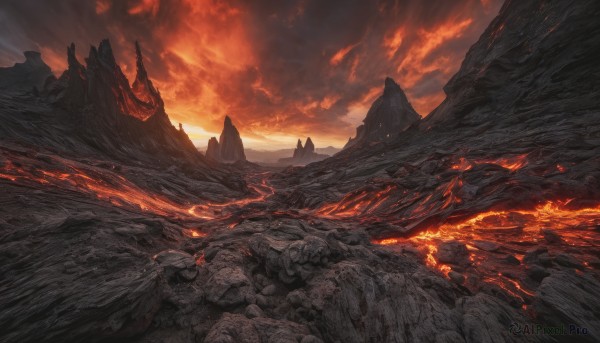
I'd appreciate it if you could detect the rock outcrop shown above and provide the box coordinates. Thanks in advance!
[0,51,54,92]
[219,115,246,162]
[49,40,207,167]
[344,77,421,149]
[279,137,329,166]
[205,137,221,161]
[205,116,246,162]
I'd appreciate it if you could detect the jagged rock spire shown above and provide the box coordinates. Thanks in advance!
[217,115,246,162]
[135,41,148,81]
[205,137,220,161]
[132,41,162,107]
[304,137,315,153]
[344,76,420,149]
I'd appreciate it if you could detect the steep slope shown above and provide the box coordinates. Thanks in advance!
[344,77,421,149]
[0,40,226,175]
[423,0,600,129]
[281,0,600,216]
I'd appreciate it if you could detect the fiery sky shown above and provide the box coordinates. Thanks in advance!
[0,0,502,150]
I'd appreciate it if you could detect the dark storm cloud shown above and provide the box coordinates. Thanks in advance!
[0,0,503,148]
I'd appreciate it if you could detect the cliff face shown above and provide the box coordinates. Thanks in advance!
[218,116,246,162]
[344,77,421,149]
[422,0,600,130]
[205,137,220,161]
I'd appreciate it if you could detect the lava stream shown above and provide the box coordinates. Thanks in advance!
[1,154,274,222]
[374,200,600,302]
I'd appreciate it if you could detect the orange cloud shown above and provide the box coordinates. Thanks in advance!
[397,18,473,88]
[0,0,503,149]
[330,43,359,66]
[383,27,404,59]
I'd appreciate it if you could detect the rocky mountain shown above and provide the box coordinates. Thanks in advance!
[205,115,247,163]
[0,39,246,188]
[0,51,53,92]
[422,0,600,130]
[344,77,421,149]
[279,137,330,166]
[242,146,341,164]
[270,1,600,339]
[205,137,220,161]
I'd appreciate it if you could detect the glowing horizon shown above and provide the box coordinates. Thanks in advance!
[0,0,502,150]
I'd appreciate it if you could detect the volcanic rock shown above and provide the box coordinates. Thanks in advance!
[534,271,600,343]
[344,77,420,149]
[203,250,254,307]
[131,41,162,108]
[0,51,53,92]
[279,137,330,166]
[204,313,311,343]
[436,241,470,266]
[217,115,247,162]
[423,0,600,129]
[153,249,197,281]
[205,137,220,161]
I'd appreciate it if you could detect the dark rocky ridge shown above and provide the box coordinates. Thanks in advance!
[422,0,600,130]
[0,40,241,186]
[0,51,54,92]
[344,77,421,149]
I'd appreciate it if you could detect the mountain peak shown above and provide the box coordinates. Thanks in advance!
[215,116,246,162]
[134,41,147,80]
[97,39,116,67]
[224,115,233,127]
[132,41,161,107]
[305,137,315,153]
[384,76,398,89]
[344,77,420,149]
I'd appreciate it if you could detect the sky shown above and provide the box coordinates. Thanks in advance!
[0,0,502,150]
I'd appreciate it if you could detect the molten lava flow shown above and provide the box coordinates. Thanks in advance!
[0,156,195,217]
[317,184,396,218]
[474,154,528,171]
[188,229,207,238]
[451,154,528,172]
[441,176,463,209]
[373,200,600,303]
[187,172,275,219]
[450,157,472,171]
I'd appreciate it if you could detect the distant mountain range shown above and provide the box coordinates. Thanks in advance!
[242,146,341,164]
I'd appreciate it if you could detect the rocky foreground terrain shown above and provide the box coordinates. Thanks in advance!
[1,0,600,342]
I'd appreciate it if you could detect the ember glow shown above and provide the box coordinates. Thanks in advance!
[317,185,396,218]
[0,152,272,223]
[373,200,600,303]
[451,154,528,172]
[0,0,502,149]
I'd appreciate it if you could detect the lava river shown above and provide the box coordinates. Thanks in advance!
[0,150,275,224]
